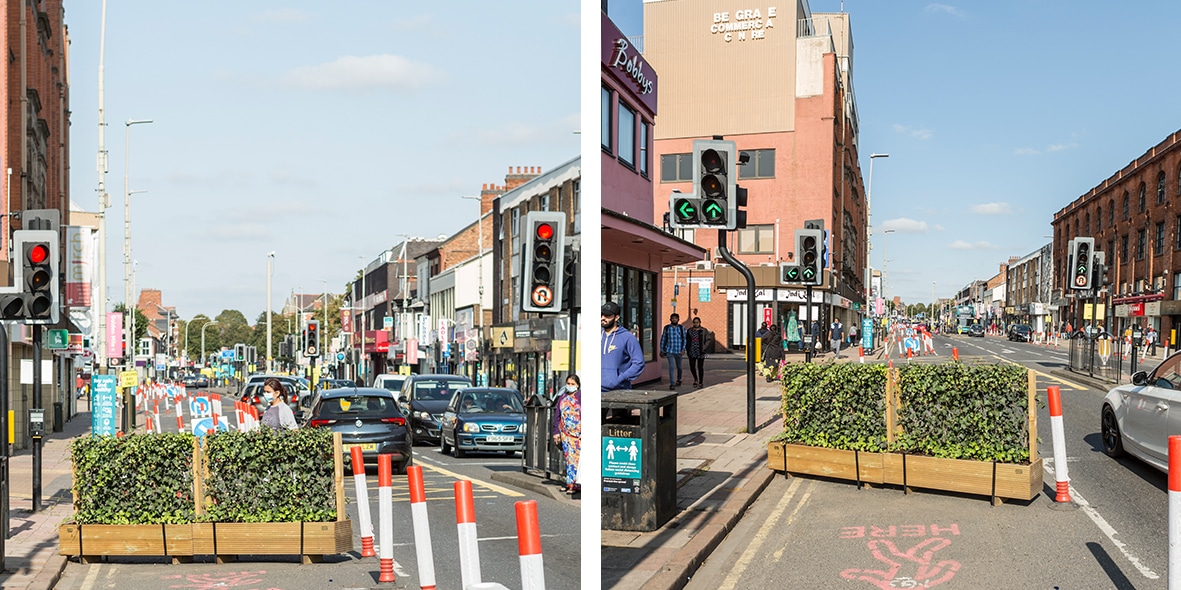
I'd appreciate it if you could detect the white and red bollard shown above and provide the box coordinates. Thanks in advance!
[1047,385,1071,503]
[377,454,396,583]
[455,479,483,588]
[858,346,864,364]
[1168,435,1181,588]
[408,465,437,590]
[350,446,376,558]
[515,499,545,590]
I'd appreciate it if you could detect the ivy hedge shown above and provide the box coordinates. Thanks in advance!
[772,362,1033,463]
[70,428,337,525]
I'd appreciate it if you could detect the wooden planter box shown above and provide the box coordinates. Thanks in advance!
[60,520,353,563]
[60,433,354,563]
[767,441,1043,503]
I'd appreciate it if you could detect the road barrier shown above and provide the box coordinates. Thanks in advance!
[1047,385,1071,503]
[350,446,376,558]
[858,346,864,364]
[1169,436,1181,589]
[952,347,958,362]
[408,466,437,590]
[377,454,396,583]
[516,500,545,590]
[455,480,483,588]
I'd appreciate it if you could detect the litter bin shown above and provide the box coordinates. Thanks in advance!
[601,390,676,532]
[52,402,63,433]
[522,394,565,480]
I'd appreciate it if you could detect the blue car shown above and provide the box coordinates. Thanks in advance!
[439,387,526,458]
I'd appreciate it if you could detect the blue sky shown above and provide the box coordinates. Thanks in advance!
[65,1,579,321]
[608,0,1181,306]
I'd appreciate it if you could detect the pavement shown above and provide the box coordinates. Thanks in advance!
[601,349,856,590]
[0,396,90,590]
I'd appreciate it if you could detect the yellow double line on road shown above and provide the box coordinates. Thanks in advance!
[361,462,524,501]
[717,478,815,590]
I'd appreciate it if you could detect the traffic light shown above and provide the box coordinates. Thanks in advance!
[561,245,578,312]
[305,320,321,357]
[521,211,566,313]
[795,228,824,286]
[3,230,59,324]
[780,264,802,284]
[1069,237,1094,290]
[668,139,738,229]
[1092,251,1108,287]
[234,343,244,362]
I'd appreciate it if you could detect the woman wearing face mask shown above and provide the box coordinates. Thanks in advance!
[550,374,581,495]
[261,377,298,430]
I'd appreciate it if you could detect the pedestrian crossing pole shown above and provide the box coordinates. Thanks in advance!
[717,230,756,435]
[32,325,42,513]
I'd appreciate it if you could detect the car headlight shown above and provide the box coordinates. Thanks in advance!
[463,423,481,433]
[414,411,431,420]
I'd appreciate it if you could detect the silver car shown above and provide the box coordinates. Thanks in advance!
[1101,353,1180,472]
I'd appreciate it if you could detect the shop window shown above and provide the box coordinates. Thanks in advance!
[601,86,612,154]
[639,122,650,178]
[601,262,657,363]
[618,103,636,168]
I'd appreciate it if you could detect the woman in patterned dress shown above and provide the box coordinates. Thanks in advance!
[551,374,582,494]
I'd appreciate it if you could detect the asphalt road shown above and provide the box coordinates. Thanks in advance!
[55,392,581,590]
[687,334,1170,590]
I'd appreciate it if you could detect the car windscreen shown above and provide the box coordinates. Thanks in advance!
[413,380,466,402]
[456,391,524,414]
[380,379,405,391]
[317,395,400,418]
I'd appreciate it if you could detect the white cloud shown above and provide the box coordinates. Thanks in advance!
[1014,147,1040,156]
[280,54,443,92]
[892,124,933,140]
[949,240,999,250]
[1015,142,1079,156]
[881,218,929,233]
[970,202,1012,215]
[1047,143,1078,152]
[925,4,967,19]
[934,224,946,231]
[250,9,312,24]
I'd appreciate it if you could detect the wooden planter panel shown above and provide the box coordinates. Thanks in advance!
[59,524,80,556]
[80,524,166,556]
[901,455,994,496]
[994,458,1043,501]
[303,520,353,554]
[192,523,215,554]
[164,524,195,556]
[214,522,303,555]
[768,442,861,480]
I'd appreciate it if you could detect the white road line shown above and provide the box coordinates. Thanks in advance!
[1043,462,1159,580]
[770,482,815,563]
[80,562,102,590]
[717,478,806,590]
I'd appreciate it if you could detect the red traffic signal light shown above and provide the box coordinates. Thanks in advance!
[536,223,554,240]
[27,244,48,264]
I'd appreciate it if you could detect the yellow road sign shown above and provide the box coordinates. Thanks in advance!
[119,370,139,388]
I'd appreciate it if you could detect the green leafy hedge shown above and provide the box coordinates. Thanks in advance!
[70,428,337,525]
[772,362,1033,463]
[203,427,336,523]
[71,433,196,524]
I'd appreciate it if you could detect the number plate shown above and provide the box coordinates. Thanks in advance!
[486,434,514,443]
[344,443,377,452]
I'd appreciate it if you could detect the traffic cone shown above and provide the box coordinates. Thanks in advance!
[952,347,959,362]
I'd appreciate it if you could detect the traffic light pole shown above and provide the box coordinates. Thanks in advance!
[805,285,814,364]
[32,325,42,513]
[0,324,9,552]
[716,231,756,435]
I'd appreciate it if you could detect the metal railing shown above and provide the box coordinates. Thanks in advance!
[1068,333,1160,383]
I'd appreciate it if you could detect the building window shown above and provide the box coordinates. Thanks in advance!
[738,149,775,179]
[1085,213,1090,235]
[1096,206,1101,231]
[1108,239,1115,265]
[1175,273,1181,301]
[1139,182,1147,212]
[511,208,520,237]
[601,86,612,154]
[602,262,656,362]
[618,102,636,168]
[1109,199,1115,226]
[736,225,775,254]
[1156,221,1166,254]
[1177,163,1181,195]
[1120,234,1128,261]
[1159,172,1168,204]
[660,153,693,182]
[639,122,650,178]
[1123,193,1129,219]
[539,194,549,211]
[1136,228,1146,260]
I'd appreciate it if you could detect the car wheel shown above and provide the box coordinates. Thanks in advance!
[440,434,451,455]
[1101,405,1125,458]
[454,444,467,458]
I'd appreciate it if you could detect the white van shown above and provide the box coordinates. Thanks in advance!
[373,374,409,401]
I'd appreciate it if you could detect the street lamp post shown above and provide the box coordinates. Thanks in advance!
[319,278,328,373]
[123,118,152,375]
[267,251,275,372]
[357,258,367,385]
[460,196,486,385]
[882,229,896,314]
[865,153,889,315]
[183,319,190,365]
[201,320,218,369]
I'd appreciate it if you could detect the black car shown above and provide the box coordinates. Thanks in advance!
[1008,324,1033,342]
[181,373,209,388]
[968,324,985,338]
[399,374,473,444]
[306,388,412,473]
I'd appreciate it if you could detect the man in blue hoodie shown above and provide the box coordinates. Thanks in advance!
[601,301,645,391]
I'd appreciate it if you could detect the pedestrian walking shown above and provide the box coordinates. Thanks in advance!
[601,302,645,391]
[830,318,844,358]
[660,313,687,390]
[505,372,518,391]
[762,324,784,381]
[261,378,298,430]
[810,319,821,355]
[686,317,708,388]
[551,374,581,495]
[1147,326,1158,356]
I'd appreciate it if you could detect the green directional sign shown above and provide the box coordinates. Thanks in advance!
[781,264,801,284]
[802,267,816,281]
[702,199,725,223]
[673,198,698,224]
[47,329,68,350]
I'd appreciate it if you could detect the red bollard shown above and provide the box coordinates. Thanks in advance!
[350,446,376,558]
[1048,386,1071,503]
[408,466,437,590]
[377,454,395,583]
[455,480,483,588]
[952,347,959,362]
[858,346,864,364]
[516,500,545,590]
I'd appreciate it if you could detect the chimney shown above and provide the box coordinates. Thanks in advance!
[505,165,542,192]
[479,183,504,216]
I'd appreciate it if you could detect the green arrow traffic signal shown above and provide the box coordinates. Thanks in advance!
[674,198,698,222]
[802,267,815,280]
[703,200,724,222]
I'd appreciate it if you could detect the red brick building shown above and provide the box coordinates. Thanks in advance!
[1052,129,1181,344]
